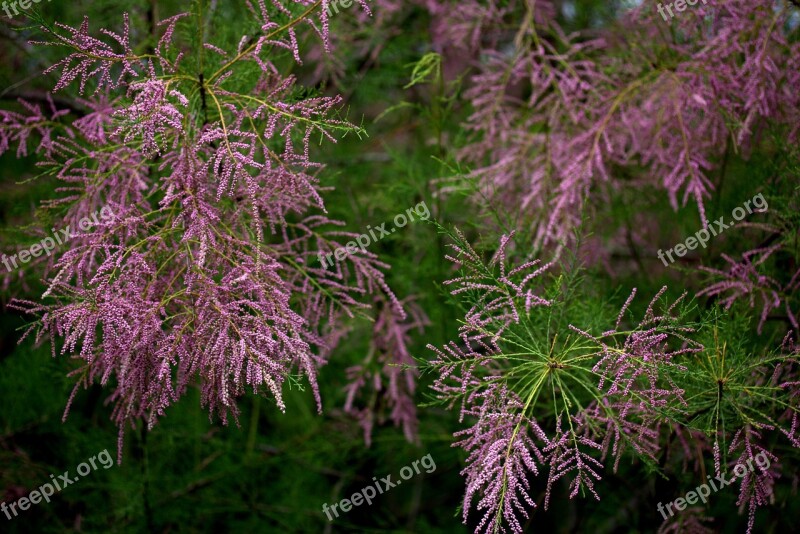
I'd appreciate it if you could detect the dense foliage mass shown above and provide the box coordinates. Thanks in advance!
[0,0,798,532]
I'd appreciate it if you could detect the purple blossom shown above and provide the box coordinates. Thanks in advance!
[454,384,544,533]
[429,233,699,532]
[344,298,428,446]
[440,0,800,253]
[698,244,798,334]
[5,6,403,462]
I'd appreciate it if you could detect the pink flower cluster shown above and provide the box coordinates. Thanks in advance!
[428,231,800,534]
[415,0,800,254]
[2,2,420,461]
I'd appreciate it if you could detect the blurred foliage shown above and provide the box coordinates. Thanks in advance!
[1,0,799,533]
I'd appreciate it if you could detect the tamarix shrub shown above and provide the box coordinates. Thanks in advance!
[422,0,800,258]
[425,228,800,534]
[1,1,420,461]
